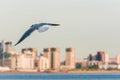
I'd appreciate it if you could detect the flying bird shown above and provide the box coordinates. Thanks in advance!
[14,23,60,46]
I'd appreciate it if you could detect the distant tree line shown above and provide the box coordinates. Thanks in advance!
[76,63,99,70]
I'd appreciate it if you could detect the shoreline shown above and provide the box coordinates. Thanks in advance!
[1,70,120,73]
[68,70,120,73]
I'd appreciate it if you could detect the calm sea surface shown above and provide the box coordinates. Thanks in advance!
[0,72,120,80]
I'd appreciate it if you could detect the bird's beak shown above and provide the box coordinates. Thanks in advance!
[50,24,60,26]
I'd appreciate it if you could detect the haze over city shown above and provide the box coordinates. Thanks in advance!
[0,0,120,59]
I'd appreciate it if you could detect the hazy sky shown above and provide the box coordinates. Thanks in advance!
[0,0,120,59]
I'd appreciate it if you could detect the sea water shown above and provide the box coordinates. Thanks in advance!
[0,72,120,80]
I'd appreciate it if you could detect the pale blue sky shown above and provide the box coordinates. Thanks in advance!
[0,0,120,59]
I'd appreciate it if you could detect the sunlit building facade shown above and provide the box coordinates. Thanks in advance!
[38,56,49,72]
[22,48,37,58]
[65,48,75,69]
[42,47,60,70]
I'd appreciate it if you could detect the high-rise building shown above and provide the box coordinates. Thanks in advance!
[65,48,75,69]
[50,47,60,70]
[42,48,51,69]
[38,56,49,72]
[21,48,37,58]
[5,41,12,53]
[0,40,14,67]
[0,40,5,54]
[42,47,60,70]
[0,52,19,69]
[104,53,109,64]
[0,43,2,54]
[0,40,15,54]
[96,51,105,62]
[0,51,35,70]
[16,54,34,70]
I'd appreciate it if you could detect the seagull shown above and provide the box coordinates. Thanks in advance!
[14,23,60,46]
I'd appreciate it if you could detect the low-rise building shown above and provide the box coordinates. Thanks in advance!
[75,59,87,68]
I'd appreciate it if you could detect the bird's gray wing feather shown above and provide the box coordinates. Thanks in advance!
[38,27,49,33]
[14,27,35,46]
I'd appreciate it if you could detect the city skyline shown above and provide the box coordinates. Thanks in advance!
[1,0,120,59]
[1,40,120,59]
[1,40,120,72]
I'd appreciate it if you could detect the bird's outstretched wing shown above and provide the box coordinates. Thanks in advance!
[38,27,49,33]
[47,23,60,26]
[14,27,35,46]
[15,23,60,46]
